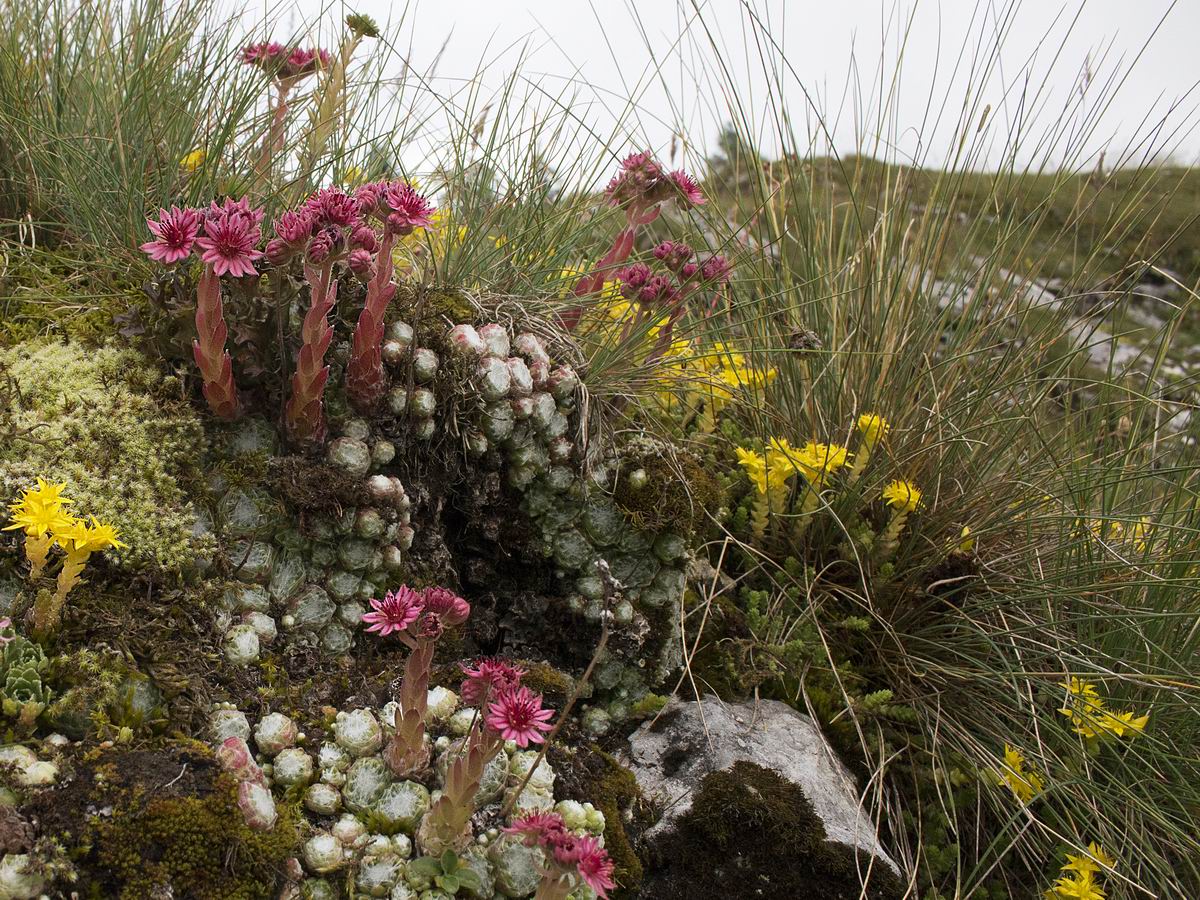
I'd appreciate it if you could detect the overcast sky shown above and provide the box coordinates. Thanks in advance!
[259,0,1200,172]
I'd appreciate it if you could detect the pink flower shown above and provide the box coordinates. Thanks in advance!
[604,151,666,207]
[304,187,361,229]
[354,181,387,216]
[206,196,264,227]
[348,248,373,275]
[362,586,425,636]
[485,686,554,747]
[383,182,435,234]
[669,169,705,207]
[141,206,202,264]
[700,254,731,284]
[460,657,525,706]
[653,240,694,271]
[305,229,335,264]
[274,208,314,246]
[241,41,284,66]
[421,586,470,627]
[351,224,379,253]
[195,208,264,277]
[505,811,567,845]
[0,618,12,647]
[564,835,616,898]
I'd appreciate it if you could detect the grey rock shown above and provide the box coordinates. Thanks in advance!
[623,698,898,874]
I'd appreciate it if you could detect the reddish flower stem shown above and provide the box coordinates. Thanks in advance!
[384,637,435,776]
[192,263,241,420]
[252,81,291,194]
[285,261,336,444]
[561,204,659,330]
[346,229,398,409]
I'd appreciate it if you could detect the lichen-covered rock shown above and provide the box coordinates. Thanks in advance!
[623,698,899,881]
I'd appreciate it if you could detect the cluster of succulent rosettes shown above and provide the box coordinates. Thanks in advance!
[241,41,331,81]
[440,323,579,471]
[212,418,413,665]
[207,672,609,899]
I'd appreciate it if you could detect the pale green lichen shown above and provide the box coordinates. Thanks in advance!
[0,341,210,573]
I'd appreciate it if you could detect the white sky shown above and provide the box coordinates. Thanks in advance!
[255,0,1200,173]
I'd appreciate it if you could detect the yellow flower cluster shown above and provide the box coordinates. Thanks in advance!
[856,412,889,449]
[5,480,126,634]
[179,148,206,172]
[735,447,793,496]
[998,743,1044,804]
[1058,677,1148,742]
[881,479,922,514]
[1045,842,1115,900]
[3,477,74,539]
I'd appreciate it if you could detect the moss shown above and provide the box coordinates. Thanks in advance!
[390,282,480,341]
[42,742,299,899]
[612,438,721,536]
[642,761,903,900]
[516,661,576,703]
[0,340,210,573]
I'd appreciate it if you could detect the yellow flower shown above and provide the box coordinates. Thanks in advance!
[56,516,127,554]
[957,526,975,553]
[1058,678,1148,741]
[4,479,75,537]
[1046,871,1106,900]
[999,744,1044,804]
[736,447,792,495]
[179,148,206,171]
[339,165,365,186]
[798,441,850,482]
[856,413,889,448]
[1063,844,1115,878]
[882,479,922,513]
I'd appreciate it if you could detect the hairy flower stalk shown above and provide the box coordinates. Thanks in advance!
[242,42,330,195]
[419,725,503,854]
[386,635,435,775]
[363,585,471,778]
[346,181,435,409]
[848,413,888,484]
[419,658,549,855]
[33,516,125,636]
[285,260,338,443]
[880,479,922,556]
[141,200,263,421]
[193,264,241,420]
[346,229,397,407]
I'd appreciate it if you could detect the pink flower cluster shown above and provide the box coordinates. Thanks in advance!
[362,584,471,640]
[141,199,265,277]
[604,151,705,212]
[242,41,331,80]
[615,244,730,308]
[265,181,435,273]
[456,656,554,748]
[507,811,617,897]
